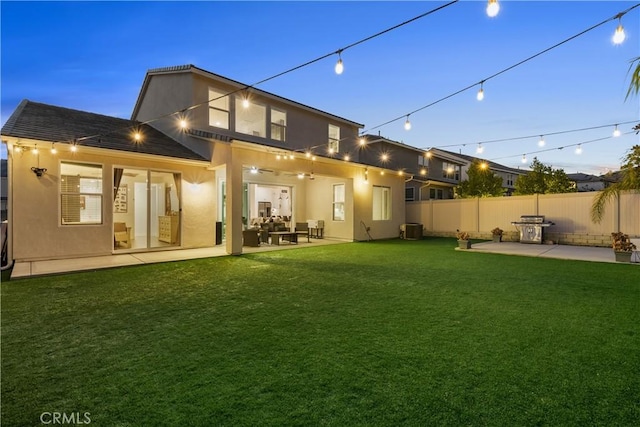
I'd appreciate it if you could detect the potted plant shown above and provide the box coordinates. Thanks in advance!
[491,227,504,243]
[456,230,471,249]
[611,231,636,263]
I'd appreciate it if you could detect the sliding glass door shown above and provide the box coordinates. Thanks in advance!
[113,168,181,250]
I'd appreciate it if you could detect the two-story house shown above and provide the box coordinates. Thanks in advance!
[361,135,525,201]
[1,65,406,264]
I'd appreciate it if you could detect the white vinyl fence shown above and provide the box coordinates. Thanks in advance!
[406,191,640,247]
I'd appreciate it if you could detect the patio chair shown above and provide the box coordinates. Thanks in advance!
[114,222,131,248]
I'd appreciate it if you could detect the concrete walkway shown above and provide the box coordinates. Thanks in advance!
[7,239,638,279]
[468,241,640,264]
[8,238,349,279]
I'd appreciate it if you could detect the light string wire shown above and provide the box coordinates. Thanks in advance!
[427,119,639,149]
[488,130,637,163]
[71,0,460,144]
[363,2,640,134]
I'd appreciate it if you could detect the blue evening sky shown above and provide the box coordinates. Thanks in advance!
[1,1,639,175]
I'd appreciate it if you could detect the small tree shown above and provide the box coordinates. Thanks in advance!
[514,158,576,195]
[456,159,504,198]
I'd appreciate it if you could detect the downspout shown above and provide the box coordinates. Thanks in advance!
[2,143,14,272]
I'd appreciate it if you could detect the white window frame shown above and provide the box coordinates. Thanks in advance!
[270,108,287,142]
[372,185,391,221]
[328,124,340,153]
[405,187,415,202]
[60,162,103,225]
[208,88,229,129]
[442,162,460,180]
[235,97,266,137]
[333,184,345,221]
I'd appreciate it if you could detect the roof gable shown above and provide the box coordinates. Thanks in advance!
[131,64,364,128]
[1,100,208,162]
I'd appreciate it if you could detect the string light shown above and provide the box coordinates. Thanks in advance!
[404,115,412,131]
[420,168,427,175]
[613,125,621,137]
[298,173,305,179]
[538,136,545,147]
[51,144,57,155]
[613,17,626,44]
[70,143,78,153]
[179,119,188,129]
[335,52,344,75]
[32,145,38,155]
[242,98,250,109]
[381,153,389,162]
[486,0,500,18]
[364,4,640,135]
[133,130,142,142]
[575,144,583,155]
[476,143,484,154]
[476,82,484,101]
[521,154,527,164]
[344,154,350,161]
[359,137,366,146]
[250,166,258,174]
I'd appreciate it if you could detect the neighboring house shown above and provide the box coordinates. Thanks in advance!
[443,149,526,196]
[1,159,7,221]
[360,135,524,201]
[1,64,406,263]
[567,173,606,192]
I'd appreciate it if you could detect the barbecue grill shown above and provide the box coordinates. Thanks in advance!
[510,215,554,244]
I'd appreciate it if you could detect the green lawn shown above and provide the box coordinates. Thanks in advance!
[2,238,639,426]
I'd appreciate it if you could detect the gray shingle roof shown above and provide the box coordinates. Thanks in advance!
[1,100,208,162]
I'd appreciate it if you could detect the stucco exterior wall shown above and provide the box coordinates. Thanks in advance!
[7,145,215,261]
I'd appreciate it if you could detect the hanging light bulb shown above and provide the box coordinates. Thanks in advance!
[420,168,427,176]
[613,125,621,137]
[133,131,142,142]
[476,143,484,154]
[476,82,484,101]
[480,162,488,170]
[575,144,583,155]
[242,98,250,109]
[538,136,545,147]
[613,19,626,44]
[276,154,281,160]
[14,144,22,153]
[70,144,78,153]
[51,144,57,155]
[297,173,305,179]
[521,154,527,164]
[32,145,39,155]
[250,166,258,174]
[381,153,389,162]
[404,115,412,131]
[305,151,311,158]
[344,154,350,162]
[486,0,500,18]
[335,52,344,75]
[359,137,366,146]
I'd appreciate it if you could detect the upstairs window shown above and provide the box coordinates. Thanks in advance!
[236,98,266,137]
[442,162,460,181]
[209,88,229,129]
[328,124,340,154]
[271,108,287,142]
[60,162,103,225]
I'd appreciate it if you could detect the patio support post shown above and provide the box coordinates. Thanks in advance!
[225,147,244,256]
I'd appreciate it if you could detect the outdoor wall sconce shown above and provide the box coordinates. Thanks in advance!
[31,167,47,177]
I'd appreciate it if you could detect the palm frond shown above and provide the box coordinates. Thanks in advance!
[591,185,620,223]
